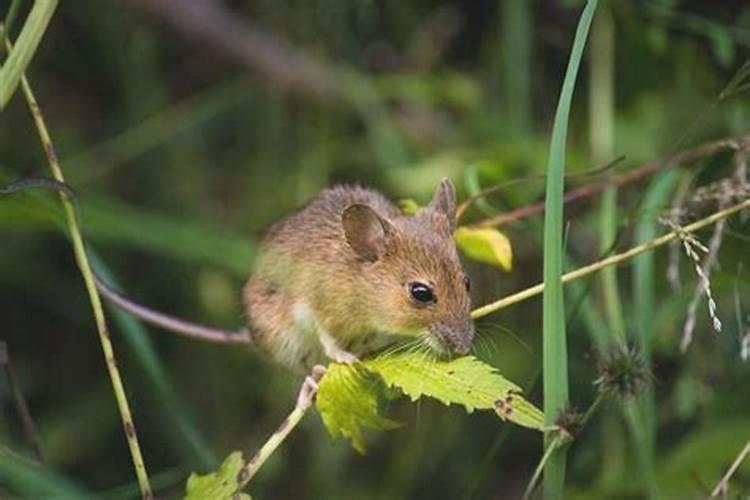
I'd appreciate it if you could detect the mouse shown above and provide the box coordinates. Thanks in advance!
[94,178,474,372]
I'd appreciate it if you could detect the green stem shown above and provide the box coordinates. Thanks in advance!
[17,67,152,498]
[523,434,565,500]
[590,5,626,343]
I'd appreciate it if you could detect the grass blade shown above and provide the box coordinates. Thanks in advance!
[0,448,93,499]
[0,0,57,109]
[542,1,598,498]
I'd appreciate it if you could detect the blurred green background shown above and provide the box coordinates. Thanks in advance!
[1,0,749,498]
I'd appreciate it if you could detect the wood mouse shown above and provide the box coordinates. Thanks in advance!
[94,179,474,371]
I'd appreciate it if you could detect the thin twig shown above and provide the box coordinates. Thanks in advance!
[522,434,565,500]
[471,198,750,319]
[235,367,325,493]
[471,135,742,228]
[0,342,45,463]
[14,52,152,498]
[710,442,750,498]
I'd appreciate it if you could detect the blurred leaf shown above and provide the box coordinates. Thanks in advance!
[316,364,400,454]
[463,164,498,216]
[656,420,750,497]
[366,354,543,429]
[0,188,254,276]
[82,196,254,276]
[0,447,93,499]
[710,29,735,68]
[184,451,251,500]
[454,226,513,270]
[398,198,423,215]
[375,71,481,111]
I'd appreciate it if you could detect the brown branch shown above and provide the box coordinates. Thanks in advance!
[472,134,749,228]
[122,0,341,98]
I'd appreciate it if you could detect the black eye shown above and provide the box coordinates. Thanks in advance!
[409,282,435,305]
[464,276,471,292]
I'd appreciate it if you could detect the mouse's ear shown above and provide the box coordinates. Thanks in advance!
[342,204,394,262]
[428,177,457,231]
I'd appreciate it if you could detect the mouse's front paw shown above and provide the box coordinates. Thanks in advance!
[325,345,359,364]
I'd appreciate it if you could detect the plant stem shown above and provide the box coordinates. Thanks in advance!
[472,197,750,319]
[237,406,306,489]
[235,371,322,492]
[471,135,743,229]
[710,442,750,498]
[590,5,626,344]
[17,69,152,498]
[523,434,564,500]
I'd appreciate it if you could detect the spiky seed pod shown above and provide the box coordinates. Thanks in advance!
[555,405,584,440]
[594,343,651,400]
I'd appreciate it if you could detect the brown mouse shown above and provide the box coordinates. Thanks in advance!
[95,179,474,371]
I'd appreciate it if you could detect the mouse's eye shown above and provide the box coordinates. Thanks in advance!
[409,282,436,305]
[464,276,471,292]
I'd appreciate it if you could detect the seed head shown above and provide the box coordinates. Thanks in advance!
[594,343,651,399]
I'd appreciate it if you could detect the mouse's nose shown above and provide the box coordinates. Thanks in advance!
[435,318,474,356]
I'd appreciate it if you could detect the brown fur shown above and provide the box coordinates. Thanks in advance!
[243,180,474,371]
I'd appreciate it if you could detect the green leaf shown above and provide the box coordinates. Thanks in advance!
[316,363,400,454]
[454,227,513,271]
[184,451,251,500]
[316,354,543,452]
[365,354,543,429]
[398,198,423,215]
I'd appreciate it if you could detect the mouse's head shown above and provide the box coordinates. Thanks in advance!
[342,178,474,356]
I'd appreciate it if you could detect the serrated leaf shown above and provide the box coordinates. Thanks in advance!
[364,353,543,430]
[184,451,251,500]
[454,227,513,271]
[316,363,400,454]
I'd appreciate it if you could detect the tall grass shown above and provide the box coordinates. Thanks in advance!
[0,0,57,109]
[542,1,598,498]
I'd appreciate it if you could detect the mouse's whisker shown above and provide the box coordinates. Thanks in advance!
[379,337,422,357]
[477,322,531,354]
[474,332,500,359]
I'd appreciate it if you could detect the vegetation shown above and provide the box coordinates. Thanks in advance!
[1,1,749,498]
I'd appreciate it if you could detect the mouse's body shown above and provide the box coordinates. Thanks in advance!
[245,181,474,371]
[94,179,474,372]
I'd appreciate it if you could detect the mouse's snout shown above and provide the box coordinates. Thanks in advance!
[432,317,475,356]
